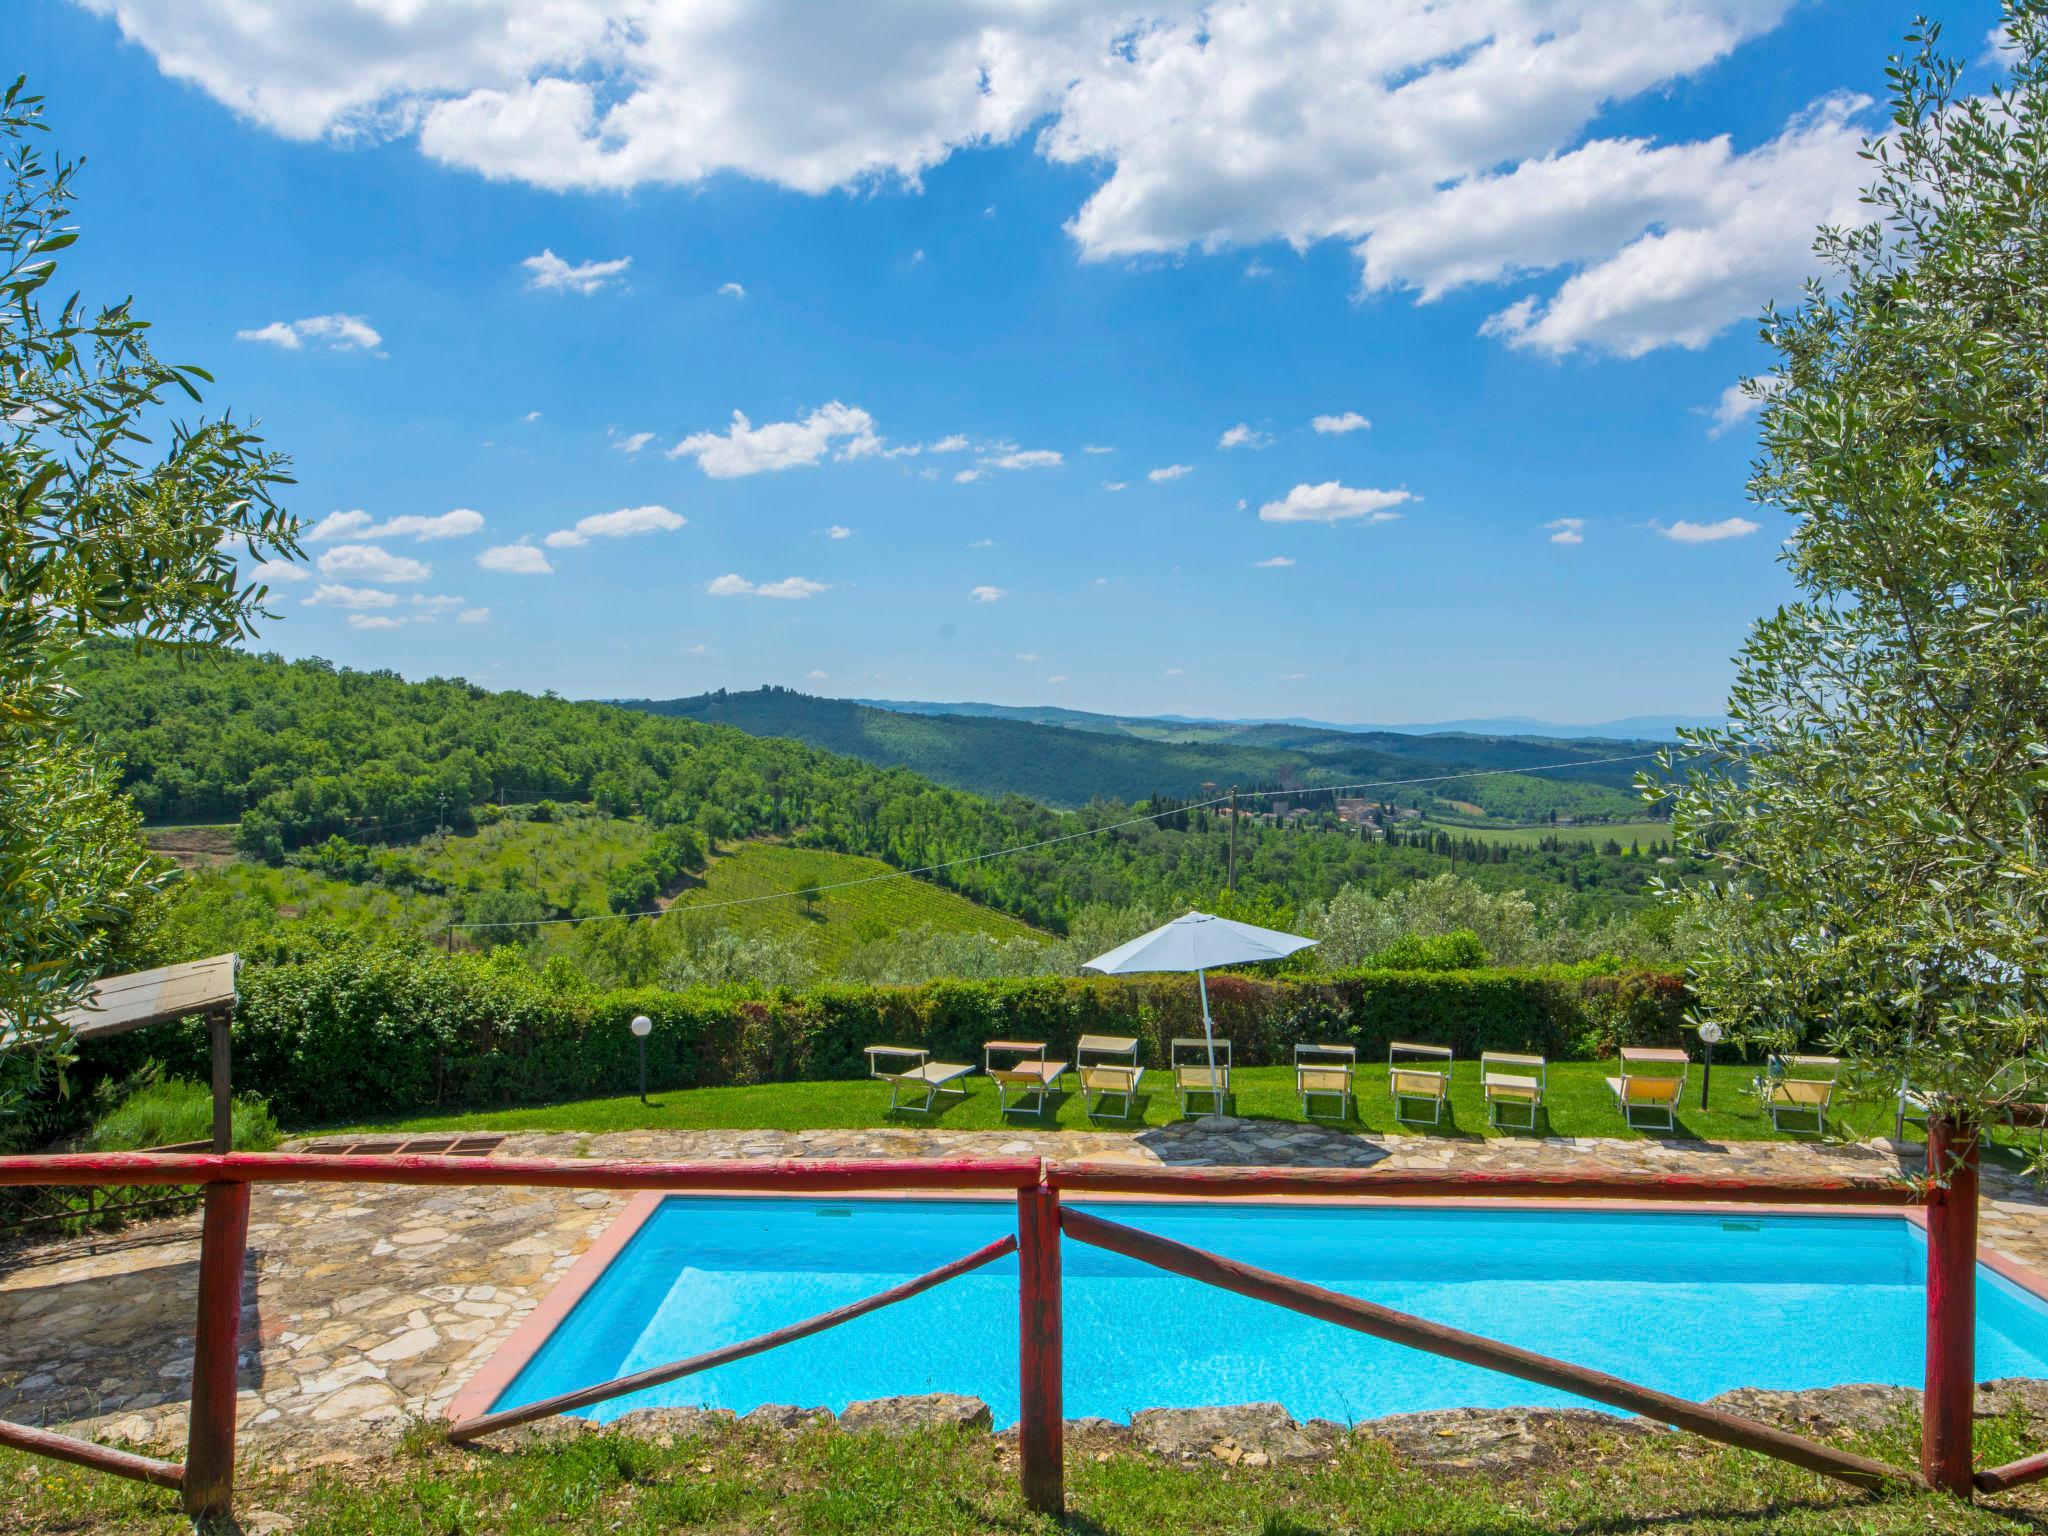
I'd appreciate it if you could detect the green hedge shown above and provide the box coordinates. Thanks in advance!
[81,947,1689,1127]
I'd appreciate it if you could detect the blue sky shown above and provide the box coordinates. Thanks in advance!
[18,1,2005,723]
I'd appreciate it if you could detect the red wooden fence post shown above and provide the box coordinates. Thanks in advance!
[183,1180,251,1524]
[1922,1114,1979,1498]
[1017,1178,1064,1517]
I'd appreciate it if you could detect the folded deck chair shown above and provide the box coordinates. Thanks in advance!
[1077,1034,1145,1118]
[1606,1047,1688,1131]
[983,1039,1068,1118]
[1481,1051,1546,1131]
[864,1045,974,1115]
[1171,1036,1231,1117]
[1762,1053,1839,1135]
[1295,1043,1356,1122]
[1389,1041,1453,1127]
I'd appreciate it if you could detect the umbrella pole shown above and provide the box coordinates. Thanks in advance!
[1198,968,1220,1117]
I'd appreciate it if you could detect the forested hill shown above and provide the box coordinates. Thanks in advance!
[618,687,1650,820]
[69,644,1677,933]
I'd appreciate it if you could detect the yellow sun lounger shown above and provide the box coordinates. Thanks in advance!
[1077,1034,1145,1118]
[983,1040,1069,1118]
[1296,1043,1356,1122]
[1762,1054,1839,1134]
[1481,1051,1546,1131]
[1607,1046,1688,1131]
[864,1045,975,1115]
[1171,1036,1231,1116]
[1389,1041,1453,1126]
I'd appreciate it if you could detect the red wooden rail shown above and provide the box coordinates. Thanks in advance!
[0,1134,1998,1520]
[447,1233,1019,1441]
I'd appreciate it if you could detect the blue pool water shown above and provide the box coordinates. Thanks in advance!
[492,1198,2048,1428]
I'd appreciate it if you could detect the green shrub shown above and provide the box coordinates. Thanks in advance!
[75,944,1690,1127]
[84,1077,280,1152]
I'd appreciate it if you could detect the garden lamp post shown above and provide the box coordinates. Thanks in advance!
[1698,1021,1721,1109]
[631,1014,652,1104]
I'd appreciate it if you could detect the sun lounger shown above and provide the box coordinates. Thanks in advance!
[1389,1041,1453,1126]
[864,1045,974,1115]
[1761,1053,1838,1134]
[1171,1036,1231,1116]
[1607,1046,1688,1131]
[983,1039,1068,1118]
[1077,1033,1145,1118]
[1295,1043,1356,1122]
[1481,1051,1546,1131]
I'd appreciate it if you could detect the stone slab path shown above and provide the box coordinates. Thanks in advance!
[0,1122,2040,1468]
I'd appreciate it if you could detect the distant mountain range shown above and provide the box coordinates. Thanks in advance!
[851,699,1722,742]
[617,686,1672,821]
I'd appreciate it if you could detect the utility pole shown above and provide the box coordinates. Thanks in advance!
[436,791,448,850]
[1227,786,1238,893]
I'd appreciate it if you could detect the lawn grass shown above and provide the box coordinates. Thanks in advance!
[665,841,1047,966]
[318,1056,1988,1156]
[1415,817,1678,847]
[7,1412,2046,1535]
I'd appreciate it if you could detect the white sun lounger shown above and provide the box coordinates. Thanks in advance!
[1389,1041,1453,1126]
[1295,1043,1356,1121]
[1481,1051,1546,1131]
[864,1045,975,1115]
[984,1039,1068,1118]
[1171,1036,1231,1116]
[1077,1034,1145,1118]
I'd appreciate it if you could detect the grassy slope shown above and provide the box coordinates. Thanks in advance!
[9,1413,2042,1535]
[434,813,659,914]
[1422,817,1678,847]
[320,1059,1967,1155]
[667,841,1044,965]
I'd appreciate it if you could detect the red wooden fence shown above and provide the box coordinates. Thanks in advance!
[0,1137,2001,1521]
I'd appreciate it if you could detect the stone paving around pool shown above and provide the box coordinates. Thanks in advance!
[2,1121,2044,1470]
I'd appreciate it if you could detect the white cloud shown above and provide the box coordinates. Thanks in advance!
[477,542,555,575]
[1016,652,1039,662]
[1082,443,1116,455]
[805,669,828,680]
[522,409,542,422]
[1102,481,1127,492]
[410,593,467,610]
[969,585,1005,603]
[1660,515,1761,543]
[1148,464,1193,483]
[109,2,1860,357]
[316,544,431,582]
[954,469,984,484]
[305,583,397,609]
[1218,423,1269,450]
[521,248,631,294]
[1253,555,1295,568]
[458,607,491,623]
[307,507,482,542]
[706,573,829,599]
[1046,675,1069,685]
[1704,375,1783,437]
[612,430,656,455]
[670,401,880,476]
[683,642,709,654]
[236,312,382,354]
[1258,482,1415,524]
[1164,666,1184,675]
[544,504,685,547]
[1277,671,1308,681]
[826,524,853,539]
[1545,517,1586,545]
[1312,412,1370,435]
[928,434,970,453]
[346,613,405,630]
[251,559,308,584]
[982,448,1063,470]
[718,280,746,298]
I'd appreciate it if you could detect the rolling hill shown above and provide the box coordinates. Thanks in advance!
[618,687,1656,820]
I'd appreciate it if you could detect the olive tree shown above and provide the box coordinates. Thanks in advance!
[1,78,298,1125]
[1663,6,2048,1164]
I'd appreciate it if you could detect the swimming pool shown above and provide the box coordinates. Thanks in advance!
[480,1197,2048,1429]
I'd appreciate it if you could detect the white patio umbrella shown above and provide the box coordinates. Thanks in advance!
[1082,911,1317,1113]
